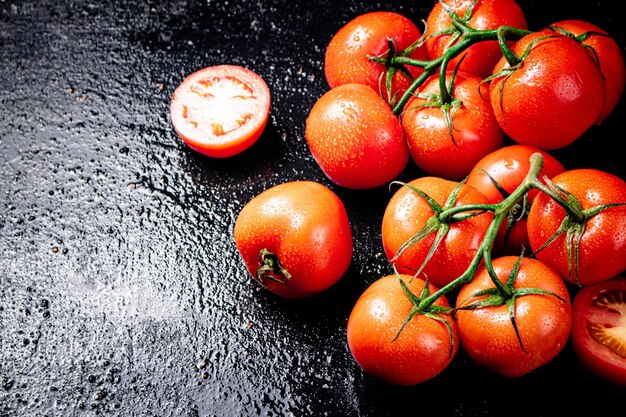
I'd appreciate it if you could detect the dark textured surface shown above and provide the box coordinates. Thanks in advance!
[1,1,625,416]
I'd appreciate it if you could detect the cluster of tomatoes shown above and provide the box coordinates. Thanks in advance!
[169,0,626,390]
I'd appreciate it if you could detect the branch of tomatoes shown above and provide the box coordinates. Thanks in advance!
[390,144,626,316]
[363,0,531,112]
[306,0,626,386]
[360,149,626,385]
[397,152,566,309]
[382,24,531,114]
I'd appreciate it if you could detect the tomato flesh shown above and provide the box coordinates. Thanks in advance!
[170,65,270,158]
[572,277,626,386]
[184,75,255,135]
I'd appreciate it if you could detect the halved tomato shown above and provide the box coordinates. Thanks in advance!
[571,276,626,386]
[170,65,271,158]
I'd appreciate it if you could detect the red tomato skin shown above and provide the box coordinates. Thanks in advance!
[324,11,428,101]
[571,276,626,386]
[456,256,572,377]
[466,144,566,255]
[233,181,353,299]
[347,274,458,386]
[466,144,566,204]
[489,32,605,150]
[170,65,270,158]
[305,83,409,189]
[401,71,504,180]
[546,19,626,125]
[381,177,493,288]
[424,0,528,78]
[491,218,529,256]
[527,169,626,286]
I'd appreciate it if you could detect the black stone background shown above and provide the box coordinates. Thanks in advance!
[1,1,625,416]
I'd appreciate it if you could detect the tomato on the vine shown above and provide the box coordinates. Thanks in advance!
[527,169,626,286]
[466,145,565,204]
[381,177,492,288]
[305,83,409,189]
[324,11,427,102]
[170,65,271,158]
[571,276,626,386]
[489,31,605,150]
[466,144,566,255]
[544,19,626,125]
[455,256,572,378]
[400,70,503,180]
[347,273,458,386]
[424,0,528,78]
[233,181,353,299]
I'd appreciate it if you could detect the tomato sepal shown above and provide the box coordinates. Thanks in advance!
[530,176,626,285]
[393,272,456,358]
[457,253,569,352]
[483,33,559,114]
[255,248,293,286]
[547,25,609,71]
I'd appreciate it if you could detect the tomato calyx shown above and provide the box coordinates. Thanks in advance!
[433,0,480,40]
[481,34,558,114]
[547,25,608,75]
[389,179,488,278]
[369,35,429,106]
[392,271,456,357]
[547,25,608,43]
[425,0,482,52]
[456,253,568,352]
[530,178,626,286]
[255,248,293,286]
[404,56,467,144]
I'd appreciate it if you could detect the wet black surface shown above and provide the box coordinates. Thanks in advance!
[1,1,625,416]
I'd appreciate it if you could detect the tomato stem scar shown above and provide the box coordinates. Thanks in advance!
[256,248,292,286]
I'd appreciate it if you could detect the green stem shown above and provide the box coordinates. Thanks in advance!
[497,26,522,66]
[527,179,585,223]
[417,152,545,309]
[391,25,532,114]
[480,221,513,299]
[439,52,453,104]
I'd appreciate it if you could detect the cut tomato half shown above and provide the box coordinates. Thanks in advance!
[571,276,626,386]
[170,65,271,158]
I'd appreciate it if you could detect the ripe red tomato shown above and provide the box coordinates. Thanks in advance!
[545,19,626,125]
[527,169,626,286]
[401,70,503,180]
[571,276,626,386]
[381,177,492,288]
[466,145,566,255]
[324,11,427,102]
[456,256,572,378]
[346,273,458,386]
[170,65,271,158]
[305,83,409,189]
[467,145,566,205]
[424,0,528,78]
[233,181,353,299]
[489,32,605,150]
